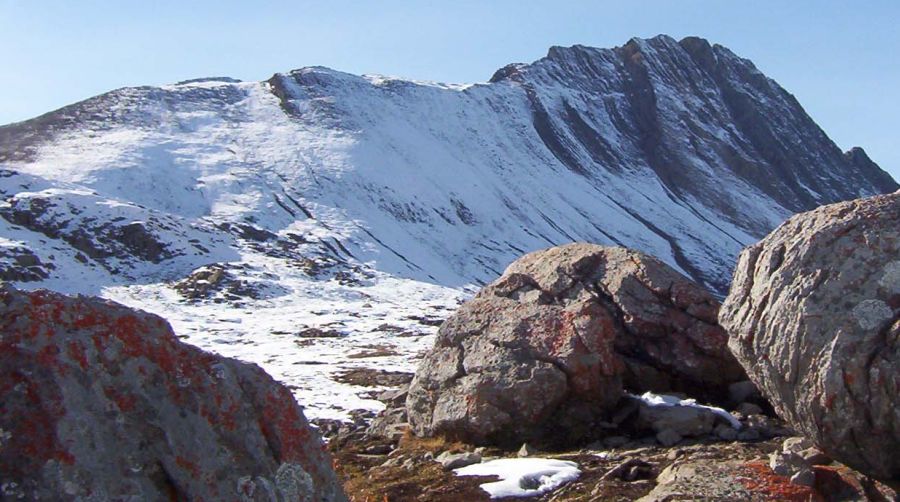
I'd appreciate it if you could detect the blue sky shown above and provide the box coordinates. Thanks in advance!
[2,0,898,178]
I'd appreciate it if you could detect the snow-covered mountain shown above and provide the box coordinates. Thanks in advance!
[1,35,895,418]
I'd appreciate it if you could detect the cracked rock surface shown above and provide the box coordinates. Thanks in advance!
[721,191,900,481]
[0,285,346,501]
[407,243,745,446]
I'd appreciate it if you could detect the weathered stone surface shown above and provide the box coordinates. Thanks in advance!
[637,403,718,437]
[0,285,346,501]
[408,243,745,445]
[721,192,900,481]
[436,451,481,471]
[655,429,683,447]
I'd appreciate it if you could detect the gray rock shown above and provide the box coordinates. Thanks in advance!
[408,244,745,445]
[789,469,816,487]
[375,387,410,408]
[0,285,346,502]
[517,443,539,458]
[736,429,761,442]
[800,448,830,466]
[781,438,830,466]
[782,437,813,455]
[602,458,652,481]
[637,402,717,437]
[743,414,788,439]
[436,451,482,470]
[638,460,757,501]
[714,424,738,441]
[656,429,683,447]
[769,450,810,477]
[380,456,404,468]
[735,402,763,417]
[721,192,900,481]
[366,407,409,440]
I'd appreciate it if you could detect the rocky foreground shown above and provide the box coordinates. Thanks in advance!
[339,192,898,500]
[0,285,346,501]
[1,192,897,501]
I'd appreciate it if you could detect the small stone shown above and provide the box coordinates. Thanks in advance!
[728,381,759,405]
[624,464,652,481]
[517,443,538,458]
[790,468,816,487]
[364,444,392,455]
[800,447,830,466]
[380,456,403,468]
[736,402,763,417]
[601,458,651,481]
[666,449,683,461]
[656,429,683,447]
[436,451,481,470]
[714,424,738,441]
[782,437,813,455]
[770,451,809,477]
[737,428,761,442]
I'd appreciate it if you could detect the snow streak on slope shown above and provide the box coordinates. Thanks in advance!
[0,35,896,419]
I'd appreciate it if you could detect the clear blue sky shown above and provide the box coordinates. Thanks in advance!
[2,0,898,179]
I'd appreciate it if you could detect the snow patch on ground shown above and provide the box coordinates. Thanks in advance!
[455,458,580,498]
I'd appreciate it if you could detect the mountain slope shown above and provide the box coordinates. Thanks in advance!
[0,35,895,418]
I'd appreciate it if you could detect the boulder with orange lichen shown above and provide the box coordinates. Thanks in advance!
[407,243,746,446]
[0,284,346,501]
[721,192,900,482]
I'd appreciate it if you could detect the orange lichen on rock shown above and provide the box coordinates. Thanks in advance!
[737,462,821,501]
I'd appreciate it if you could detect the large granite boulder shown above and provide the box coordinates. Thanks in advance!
[407,243,745,445]
[0,285,346,501]
[720,192,900,481]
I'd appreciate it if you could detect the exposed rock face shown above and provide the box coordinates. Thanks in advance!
[0,285,346,501]
[407,243,745,445]
[720,192,900,481]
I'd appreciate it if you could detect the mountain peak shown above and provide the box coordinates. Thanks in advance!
[1,35,896,299]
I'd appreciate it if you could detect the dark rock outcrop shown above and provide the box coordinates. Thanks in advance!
[721,192,900,481]
[407,243,745,445]
[0,285,346,501]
